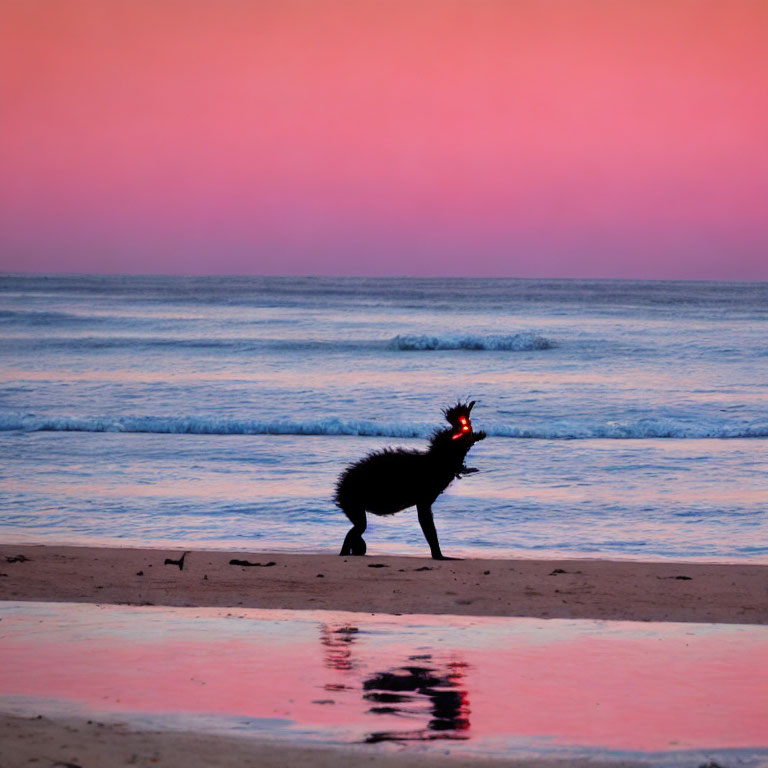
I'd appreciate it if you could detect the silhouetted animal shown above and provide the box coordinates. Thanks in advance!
[336,401,486,559]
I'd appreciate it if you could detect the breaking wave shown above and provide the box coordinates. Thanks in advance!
[1,332,555,354]
[389,332,553,351]
[2,414,766,439]
[0,414,428,438]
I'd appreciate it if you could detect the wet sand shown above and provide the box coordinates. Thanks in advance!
[1,544,766,624]
[0,713,652,768]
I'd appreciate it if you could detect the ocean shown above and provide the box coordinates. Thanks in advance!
[1,274,766,561]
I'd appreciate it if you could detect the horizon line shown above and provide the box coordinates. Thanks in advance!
[1,269,767,285]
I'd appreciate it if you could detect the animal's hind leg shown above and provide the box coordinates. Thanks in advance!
[339,508,367,556]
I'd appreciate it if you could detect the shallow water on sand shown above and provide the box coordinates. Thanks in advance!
[1,602,766,766]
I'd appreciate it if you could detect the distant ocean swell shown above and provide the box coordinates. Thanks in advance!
[0,332,554,353]
[3,414,766,439]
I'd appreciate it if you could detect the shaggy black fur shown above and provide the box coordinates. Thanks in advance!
[335,401,486,559]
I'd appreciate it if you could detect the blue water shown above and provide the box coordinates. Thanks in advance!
[1,274,766,560]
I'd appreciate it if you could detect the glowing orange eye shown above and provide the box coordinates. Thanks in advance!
[454,416,471,439]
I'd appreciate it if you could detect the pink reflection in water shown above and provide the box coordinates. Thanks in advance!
[0,604,766,754]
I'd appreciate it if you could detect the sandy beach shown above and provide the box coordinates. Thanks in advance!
[2,545,767,768]
[0,712,654,768]
[1,544,766,624]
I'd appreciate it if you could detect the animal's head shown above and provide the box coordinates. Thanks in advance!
[443,400,479,441]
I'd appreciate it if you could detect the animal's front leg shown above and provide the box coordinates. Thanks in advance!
[417,503,458,560]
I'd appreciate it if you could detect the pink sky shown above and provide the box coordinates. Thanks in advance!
[1,0,767,279]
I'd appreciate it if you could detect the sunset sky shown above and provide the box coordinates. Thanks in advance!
[1,0,767,279]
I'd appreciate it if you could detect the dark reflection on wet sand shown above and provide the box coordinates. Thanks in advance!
[362,657,470,743]
[320,622,470,743]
